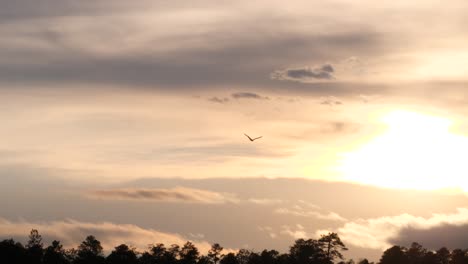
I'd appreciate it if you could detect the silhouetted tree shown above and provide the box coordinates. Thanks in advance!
[236,249,252,264]
[198,256,212,264]
[357,258,373,264]
[179,242,199,264]
[379,246,409,264]
[259,250,280,264]
[142,243,170,264]
[407,242,426,264]
[318,233,348,263]
[151,244,168,260]
[449,249,468,264]
[138,252,153,264]
[43,240,69,264]
[79,235,103,255]
[65,248,78,264]
[140,243,181,264]
[106,244,138,264]
[435,247,450,264]
[247,251,261,264]
[421,251,438,264]
[290,239,327,264]
[276,253,291,264]
[26,229,44,264]
[167,244,181,264]
[220,253,238,264]
[12,228,468,264]
[0,239,27,263]
[75,235,105,264]
[208,243,224,264]
[144,244,169,264]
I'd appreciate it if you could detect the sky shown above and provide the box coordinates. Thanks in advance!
[2,0,468,261]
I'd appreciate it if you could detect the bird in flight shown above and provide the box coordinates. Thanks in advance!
[244,133,262,142]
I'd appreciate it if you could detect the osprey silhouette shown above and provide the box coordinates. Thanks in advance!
[244,133,262,142]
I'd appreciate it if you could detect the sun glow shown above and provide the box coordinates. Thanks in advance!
[338,110,468,192]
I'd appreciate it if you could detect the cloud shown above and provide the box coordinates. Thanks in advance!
[231,92,269,100]
[7,0,467,89]
[274,202,347,222]
[324,122,355,134]
[320,96,343,106]
[275,97,301,103]
[391,224,468,250]
[257,226,277,239]
[88,187,240,204]
[247,198,283,205]
[281,224,307,239]
[271,64,335,83]
[323,208,468,251]
[189,233,206,240]
[208,97,230,104]
[357,94,380,104]
[275,208,347,222]
[89,188,285,206]
[0,218,213,253]
[340,56,368,75]
[143,143,292,162]
[0,3,383,90]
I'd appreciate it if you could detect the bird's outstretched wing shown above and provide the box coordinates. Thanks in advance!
[244,133,254,141]
[252,136,263,141]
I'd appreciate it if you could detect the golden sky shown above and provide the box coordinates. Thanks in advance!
[2,0,468,261]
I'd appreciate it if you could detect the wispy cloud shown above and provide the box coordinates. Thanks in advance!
[88,187,240,204]
[257,226,278,239]
[247,198,283,205]
[275,207,347,222]
[357,94,380,104]
[231,92,269,100]
[271,64,335,83]
[274,200,346,222]
[208,97,230,104]
[0,218,213,253]
[320,96,343,106]
[281,224,307,239]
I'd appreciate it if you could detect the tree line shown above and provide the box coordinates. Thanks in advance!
[1,229,466,264]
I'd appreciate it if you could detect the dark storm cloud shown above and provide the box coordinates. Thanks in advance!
[231,92,269,100]
[390,224,468,250]
[271,64,336,83]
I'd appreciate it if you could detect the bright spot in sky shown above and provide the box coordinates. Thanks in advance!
[338,110,468,192]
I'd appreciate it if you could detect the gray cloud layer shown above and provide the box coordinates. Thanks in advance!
[320,96,343,106]
[391,224,468,250]
[272,64,336,83]
[0,1,386,91]
[208,97,230,104]
[88,187,239,204]
[231,92,269,100]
